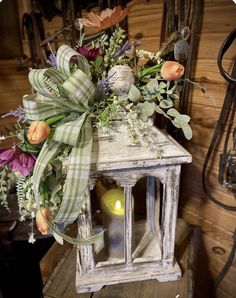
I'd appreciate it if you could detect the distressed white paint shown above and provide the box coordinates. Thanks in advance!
[76,123,192,293]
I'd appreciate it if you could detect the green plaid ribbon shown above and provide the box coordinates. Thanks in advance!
[23,45,98,243]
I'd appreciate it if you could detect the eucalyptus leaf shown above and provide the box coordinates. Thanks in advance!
[170,93,179,100]
[181,123,193,140]
[171,119,181,128]
[166,90,173,95]
[128,84,141,102]
[158,88,167,95]
[155,105,171,119]
[178,114,191,123]
[159,81,167,89]
[135,102,156,121]
[142,91,156,101]
[159,99,174,109]
[156,93,164,101]
[167,108,180,117]
[145,79,159,93]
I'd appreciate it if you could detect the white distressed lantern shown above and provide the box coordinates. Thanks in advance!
[76,122,192,293]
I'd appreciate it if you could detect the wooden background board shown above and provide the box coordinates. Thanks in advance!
[0,0,236,297]
[178,1,236,297]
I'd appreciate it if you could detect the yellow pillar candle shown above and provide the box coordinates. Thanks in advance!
[101,188,125,259]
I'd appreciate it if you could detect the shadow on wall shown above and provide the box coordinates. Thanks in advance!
[193,227,215,298]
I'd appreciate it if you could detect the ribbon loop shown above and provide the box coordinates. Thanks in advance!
[62,69,95,107]
[56,44,91,78]
[23,94,69,120]
[28,68,66,98]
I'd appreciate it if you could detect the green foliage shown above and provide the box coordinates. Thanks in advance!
[134,102,156,122]
[97,27,128,78]
[138,63,163,79]
[17,130,43,154]
[44,76,61,97]
[17,175,35,220]
[128,85,141,102]
[137,75,192,138]
[45,113,68,126]
[95,101,120,126]
[167,108,193,140]
[17,145,71,220]
[0,167,13,211]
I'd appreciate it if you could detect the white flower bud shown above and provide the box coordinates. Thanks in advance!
[108,65,135,96]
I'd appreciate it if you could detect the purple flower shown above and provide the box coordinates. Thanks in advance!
[76,46,99,61]
[97,72,116,93]
[1,106,26,122]
[0,149,15,167]
[97,78,111,93]
[114,40,132,59]
[47,53,57,68]
[46,42,57,68]
[0,147,36,176]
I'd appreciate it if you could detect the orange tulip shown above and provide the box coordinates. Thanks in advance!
[27,121,50,144]
[160,61,185,81]
[81,6,128,30]
[36,208,51,235]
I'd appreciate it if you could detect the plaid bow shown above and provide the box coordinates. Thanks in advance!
[23,45,100,244]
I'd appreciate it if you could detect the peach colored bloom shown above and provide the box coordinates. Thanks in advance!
[27,121,51,144]
[81,6,128,30]
[36,208,51,235]
[160,61,185,81]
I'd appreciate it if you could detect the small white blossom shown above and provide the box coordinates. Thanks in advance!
[28,232,36,244]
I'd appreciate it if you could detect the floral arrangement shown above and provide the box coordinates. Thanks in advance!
[0,6,192,244]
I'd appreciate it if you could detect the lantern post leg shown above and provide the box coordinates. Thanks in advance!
[146,176,156,230]
[77,187,95,276]
[124,186,133,264]
[161,165,181,268]
[146,176,162,248]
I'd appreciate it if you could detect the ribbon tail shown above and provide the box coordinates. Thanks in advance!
[45,219,104,246]
[53,118,93,227]
[32,141,61,204]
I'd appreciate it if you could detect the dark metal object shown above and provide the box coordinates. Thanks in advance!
[202,29,236,209]
[201,30,236,292]
[158,0,203,137]
[217,29,236,84]
[179,0,203,115]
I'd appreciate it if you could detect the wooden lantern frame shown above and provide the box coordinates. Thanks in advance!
[76,123,191,293]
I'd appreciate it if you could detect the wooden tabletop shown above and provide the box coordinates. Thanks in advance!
[41,219,193,298]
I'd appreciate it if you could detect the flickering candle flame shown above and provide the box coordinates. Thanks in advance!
[115,200,121,210]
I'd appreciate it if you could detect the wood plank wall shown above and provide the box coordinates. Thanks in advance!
[0,0,235,297]
[179,2,236,298]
